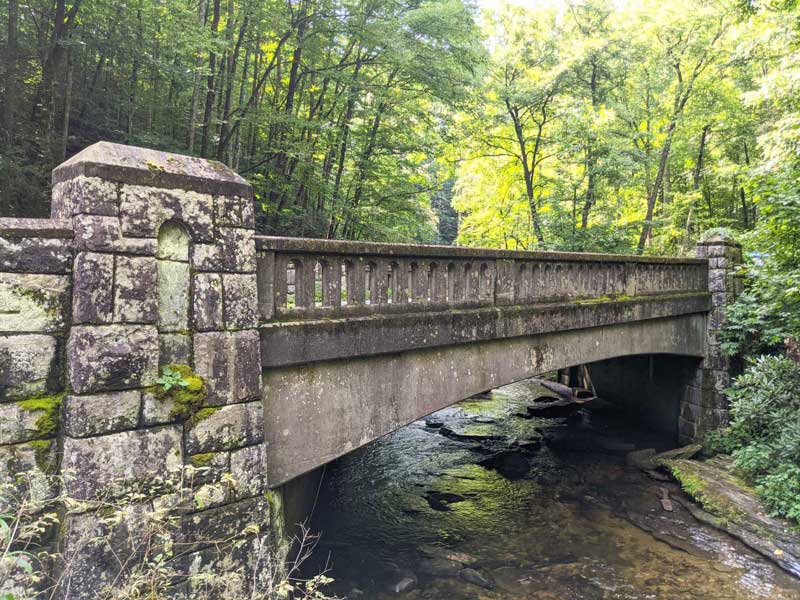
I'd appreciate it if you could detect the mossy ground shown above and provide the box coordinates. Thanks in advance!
[669,460,748,525]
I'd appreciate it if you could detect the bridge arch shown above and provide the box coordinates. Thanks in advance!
[263,312,706,486]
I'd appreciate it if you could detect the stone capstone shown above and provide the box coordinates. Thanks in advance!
[67,325,158,394]
[63,425,183,500]
[63,391,141,438]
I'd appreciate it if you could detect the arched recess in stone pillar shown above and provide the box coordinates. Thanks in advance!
[156,220,192,365]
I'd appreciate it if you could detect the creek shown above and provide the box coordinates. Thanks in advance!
[306,379,800,599]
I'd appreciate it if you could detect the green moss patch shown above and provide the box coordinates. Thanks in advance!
[149,364,207,421]
[188,406,221,428]
[190,452,217,467]
[17,393,64,438]
[668,459,748,525]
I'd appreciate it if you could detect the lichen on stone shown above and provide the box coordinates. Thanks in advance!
[149,364,207,421]
[17,393,64,438]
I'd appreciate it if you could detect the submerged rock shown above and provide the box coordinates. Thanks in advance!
[424,418,444,429]
[532,395,561,403]
[627,448,657,470]
[424,491,466,511]
[473,416,495,424]
[418,557,462,577]
[389,576,416,594]
[478,450,530,480]
[419,544,480,567]
[459,567,494,589]
[438,426,504,443]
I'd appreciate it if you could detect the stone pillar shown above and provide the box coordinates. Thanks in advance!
[51,142,271,597]
[679,233,743,444]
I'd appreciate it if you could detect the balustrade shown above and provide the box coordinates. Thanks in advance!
[255,236,708,322]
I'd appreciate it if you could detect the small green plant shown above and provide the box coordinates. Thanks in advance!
[156,365,190,392]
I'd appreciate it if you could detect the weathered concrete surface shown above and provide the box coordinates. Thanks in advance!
[263,313,706,486]
[260,292,709,368]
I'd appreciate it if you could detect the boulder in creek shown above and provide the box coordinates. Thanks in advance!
[417,558,462,577]
[460,568,494,590]
[532,395,561,403]
[625,447,656,469]
[389,576,417,594]
[419,544,481,567]
[478,450,530,480]
[654,443,703,462]
[424,491,466,511]
[438,425,504,443]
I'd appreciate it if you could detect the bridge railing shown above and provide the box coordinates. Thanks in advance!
[254,236,708,321]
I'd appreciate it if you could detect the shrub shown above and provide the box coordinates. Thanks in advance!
[711,355,800,523]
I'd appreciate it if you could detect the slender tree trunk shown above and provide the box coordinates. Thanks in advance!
[60,61,73,161]
[580,62,599,235]
[4,0,19,147]
[200,0,222,158]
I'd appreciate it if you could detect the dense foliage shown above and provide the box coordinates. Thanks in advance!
[0,0,483,242]
[1,0,797,253]
[706,355,800,523]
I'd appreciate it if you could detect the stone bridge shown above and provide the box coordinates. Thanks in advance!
[0,143,741,597]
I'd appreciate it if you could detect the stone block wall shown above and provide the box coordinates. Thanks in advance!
[679,235,743,444]
[0,218,73,597]
[0,142,276,598]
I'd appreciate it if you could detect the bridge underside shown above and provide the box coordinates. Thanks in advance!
[263,312,706,487]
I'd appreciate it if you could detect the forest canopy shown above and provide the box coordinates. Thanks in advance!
[0,0,798,256]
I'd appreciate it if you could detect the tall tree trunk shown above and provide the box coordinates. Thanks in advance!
[580,61,599,235]
[3,0,19,147]
[60,61,73,161]
[200,0,222,158]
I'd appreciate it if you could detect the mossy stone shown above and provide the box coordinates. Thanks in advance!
[17,393,64,438]
[149,364,208,421]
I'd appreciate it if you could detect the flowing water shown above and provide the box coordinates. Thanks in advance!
[306,379,800,599]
